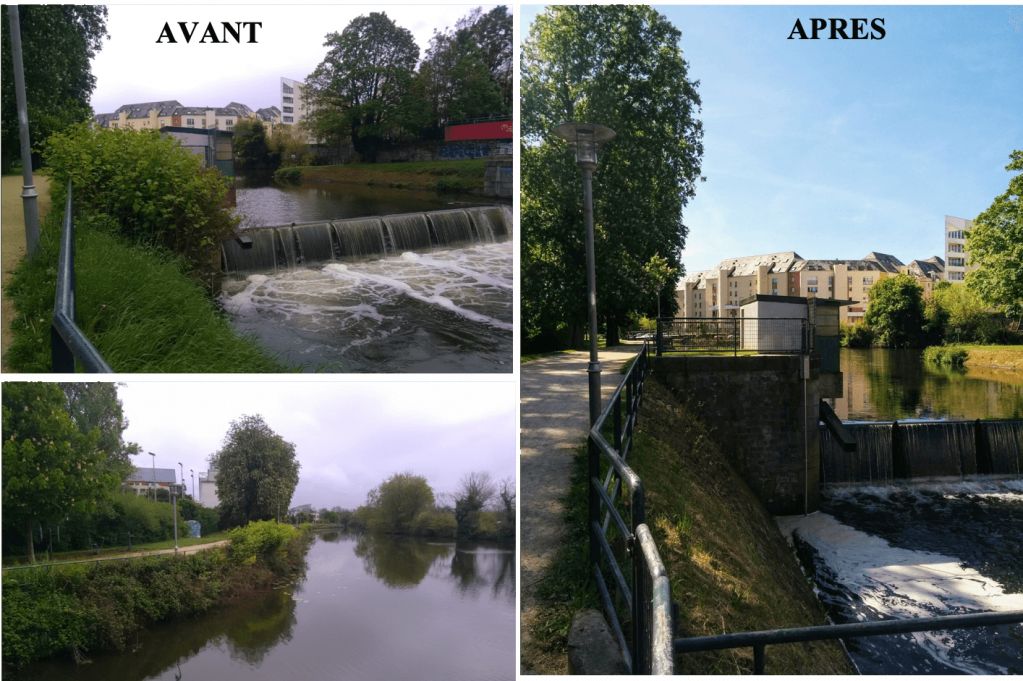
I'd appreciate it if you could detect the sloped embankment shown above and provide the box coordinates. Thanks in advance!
[630,378,853,673]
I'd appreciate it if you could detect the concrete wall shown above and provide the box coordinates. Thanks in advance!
[653,355,820,515]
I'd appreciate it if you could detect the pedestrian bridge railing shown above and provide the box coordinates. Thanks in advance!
[51,181,111,373]
[655,317,810,357]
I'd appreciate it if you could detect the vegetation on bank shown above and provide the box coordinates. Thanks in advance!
[923,344,1023,372]
[523,379,852,674]
[1,521,308,667]
[278,159,487,194]
[923,345,969,369]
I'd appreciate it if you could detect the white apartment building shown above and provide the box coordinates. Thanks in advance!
[280,77,309,126]
[944,215,973,282]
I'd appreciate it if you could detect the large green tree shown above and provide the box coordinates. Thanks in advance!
[232,119,279,182]
[362,472,435,534]
[61,383,138,482]
[521,5,704,350]
[306,12,419,162]
[2,383,117,562]
[1,5,108,173]
[864,274,926,348]
[966,150,1023,328]
[211,415,300,527]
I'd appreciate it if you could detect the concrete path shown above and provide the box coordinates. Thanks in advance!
[2,539,231,571]
[520,345,641,673]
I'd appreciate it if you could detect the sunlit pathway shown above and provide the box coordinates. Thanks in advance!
[519,345,640,673]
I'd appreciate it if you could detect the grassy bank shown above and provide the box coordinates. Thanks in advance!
[4,212,285,372]
[960,344,1023,371]
[524,379,852,674]
[289,159,487,194]
[2,533,230,568]
[1,522,306,667]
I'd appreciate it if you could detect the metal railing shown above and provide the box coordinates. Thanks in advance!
[587,343,673,674]
[655,317,810,357]
[51,182,111,373]
[674,609,1023,674]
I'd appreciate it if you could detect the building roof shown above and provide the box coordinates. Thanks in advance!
[226,101,253,116]
[739,294,854,307]
[126,467,177,484]
[115,100,183,118]
[862,252,905,273]
[791,258,890,273]
[715,251,803,277]
[256,106,281,121]
[94,112,116,125]
[905,256,945,280]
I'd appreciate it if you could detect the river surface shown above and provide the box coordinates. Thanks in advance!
[778,481,1023,674]
[828,348,1023,421]
[13,533,515,681]
[225,184,512,372]
[235,184,494,228]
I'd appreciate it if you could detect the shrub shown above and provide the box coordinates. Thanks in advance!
[923,345,969,369]
[227,520,300,570]
[840,322,873,348]
[411,509,457,538]
[43,123,238,274]
[273,166,302,185]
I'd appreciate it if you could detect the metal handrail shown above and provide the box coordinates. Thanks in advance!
[655,316,810,357]
[674,609,1023,674]
[587,343,673,674]
[51,181,111,373]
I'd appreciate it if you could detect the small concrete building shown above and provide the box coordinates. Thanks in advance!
[198,465,220,509]
[739,294,850,373]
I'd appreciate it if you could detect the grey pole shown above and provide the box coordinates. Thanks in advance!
[7,6,40,256]
[172,486,179,551]
[582,164,601,426]
[149,452,156,501]
[190,469,195,499]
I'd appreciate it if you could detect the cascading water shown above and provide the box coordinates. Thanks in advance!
[900,421,976,478]
[221,228,280,272]
[984,421,1023,475]
[219,207,512,372]
[820,423,893,484]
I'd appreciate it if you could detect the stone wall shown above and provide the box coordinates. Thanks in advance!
[653,355,820,514]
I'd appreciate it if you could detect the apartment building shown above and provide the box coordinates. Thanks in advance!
[677,251,944,324]
[944,215,973,282]
[280,77,309,125]
[95,100,268,133]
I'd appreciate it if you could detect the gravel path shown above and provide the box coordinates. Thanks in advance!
[520,345,641,674]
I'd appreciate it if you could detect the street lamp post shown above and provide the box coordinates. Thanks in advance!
[552,122,616,426]
[171,483,179,552]
[190,469,195,500]
[6,6,40,256]
[148,451,156,501]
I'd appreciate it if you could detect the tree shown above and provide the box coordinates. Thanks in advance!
[232,119,279,182]
[211,415,300,527]
[306,12,419,162]
[864,274,926,348]
[643,253,678,320]
[497,477,515,540]
[270,124,313,167]
[2,383,114,562]
[362,472,435,534]
[453,471,495,538]
[966,150,1023,328]
[61,383,138,483]
[521,6,704,350]
[1,5,108,172]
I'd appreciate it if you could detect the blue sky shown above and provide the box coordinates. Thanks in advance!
[520,5,1023,275]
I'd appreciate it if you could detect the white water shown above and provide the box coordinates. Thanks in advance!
[778,483,1023,674]
[221,241,512,372]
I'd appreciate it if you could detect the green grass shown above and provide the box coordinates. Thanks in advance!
[3,533,230,568]
[295,159,487,193]
[5,213,286,372]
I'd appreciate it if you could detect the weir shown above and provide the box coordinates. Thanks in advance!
[220,205,512,273]
[820,419,1023,484]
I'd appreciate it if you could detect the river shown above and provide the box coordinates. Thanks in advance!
[13,532,515,681]
[223,184,512,372]
[828,348,1023,421]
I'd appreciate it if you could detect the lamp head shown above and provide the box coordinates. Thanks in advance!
[552,122,615,168]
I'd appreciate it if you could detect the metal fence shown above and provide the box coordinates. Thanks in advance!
[51,182,112,373]
[587,344,673,674]
[655,317,810,357]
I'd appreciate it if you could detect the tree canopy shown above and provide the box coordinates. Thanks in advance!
[2,383,114,562]
[1,5,108,172]
[966,150,1023,327]
[361,472,435,534]
[61,383,138,483]
[520,5,704,350]
[232,119,278,182]
[211,415,300,527]
[864,274,926,348]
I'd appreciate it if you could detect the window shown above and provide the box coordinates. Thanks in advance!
[186,118,195,126]
[807,276,818,286]
[111,122,118,128]
[283,96,293,104]
[949,257,965,267]
[283,84,294,94]
[283,106,294,113]
[225,119,234,128]
[283,116,294,123]
[807,286,818,293]
[863,277,874,286]
[847,276,853,287]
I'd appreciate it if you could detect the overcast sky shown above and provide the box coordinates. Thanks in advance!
[117,380,515,510]
[90,4,497,114]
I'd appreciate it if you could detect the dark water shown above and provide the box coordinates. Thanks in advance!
[779,482,1023,674]
[235,185,495,228]
[828,349,1023,421]
[13,533,515,681]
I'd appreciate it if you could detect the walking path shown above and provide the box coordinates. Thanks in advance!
[520,345,640,673]
[2,539,231,571]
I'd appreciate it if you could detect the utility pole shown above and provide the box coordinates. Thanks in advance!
[149,452,157,501]
[6,6,40,256]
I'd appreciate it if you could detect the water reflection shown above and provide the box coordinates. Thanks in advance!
[829,349,1023,420]
[354,534,453,588]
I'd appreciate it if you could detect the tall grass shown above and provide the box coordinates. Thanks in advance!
[5,212,284,372]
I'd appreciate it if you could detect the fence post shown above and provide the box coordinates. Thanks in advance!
[632,485,647,674]
[655,318,663,357]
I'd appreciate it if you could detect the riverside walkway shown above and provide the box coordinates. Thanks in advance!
[1,174,50,370]
[520,345,640,674]
[2,539,231,572]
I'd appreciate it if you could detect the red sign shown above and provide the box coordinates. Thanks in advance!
[444,120,512,142]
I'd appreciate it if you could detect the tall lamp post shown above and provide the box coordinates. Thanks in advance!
[6,6,40,256]
[148,451,156,501]
[190,469,195,500]
[552,122,616,426]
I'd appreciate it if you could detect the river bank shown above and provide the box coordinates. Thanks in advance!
[1,522,306,668]
[960,344,1023,371]
[284,159,487,194]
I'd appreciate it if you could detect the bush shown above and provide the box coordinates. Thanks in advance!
[4,213,284,373]
[840,322,873,348]
[43,123,238,274]
[924,345,969,369]
[411,509,457,538]
[227,520,300,570]
[273,166,302,185]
